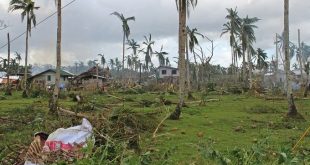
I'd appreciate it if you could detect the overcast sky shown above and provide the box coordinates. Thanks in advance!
[0,0,309,67]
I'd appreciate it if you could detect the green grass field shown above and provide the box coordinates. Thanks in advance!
[0,91,309,164]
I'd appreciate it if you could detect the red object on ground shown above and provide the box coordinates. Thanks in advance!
[45,141,74,151]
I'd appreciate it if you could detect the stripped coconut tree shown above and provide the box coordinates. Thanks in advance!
[284,0,298,117]
[169,0,198,120]
[50,0,62,113]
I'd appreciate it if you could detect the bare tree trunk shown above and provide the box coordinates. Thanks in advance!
[193,53,199,90]
[231,46,234,77]
[179,2,186,105]
[303,62,309,97]
[23,13,30,97]
[242,45,247,89]
[304,73,309,97]
[284,0,297,116]
[235,51,239,81]
[186,35,191,93]
[230,37,237,83]
[170,0,186,120]
[139,61,142,84]
[233,50,236,77]
[247,37,253,89]
[6,33,11,95]
[122,31,125,81]
[275,33,279,85]
[203,63,208,90]
[297,29,304,84]
[50,0,62,113]
[17,60,20,76]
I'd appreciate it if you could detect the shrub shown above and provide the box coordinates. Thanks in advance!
[0,96,7,100]
[227,86,242,94]
[29,89,49,98]
[207,83,216,92]
[58,91,67,99]
[197,137,310,164]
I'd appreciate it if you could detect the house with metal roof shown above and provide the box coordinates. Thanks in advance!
[29,69,74,89]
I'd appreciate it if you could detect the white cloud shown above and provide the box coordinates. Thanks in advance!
[0,0,309,68]
[0,1,9,11]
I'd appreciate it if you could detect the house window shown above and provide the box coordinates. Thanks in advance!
[47,75,51,81]
[162,70,167,75]
[172,70,177,75]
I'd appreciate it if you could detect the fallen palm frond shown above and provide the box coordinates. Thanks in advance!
[292,125,310,151]
[106,94,125,101]
[2,106,162,164]
[58,107,95,120]
[152,105,172,138]
[1,144,28,165]
[187,99,221,104]
[264,97,285,100]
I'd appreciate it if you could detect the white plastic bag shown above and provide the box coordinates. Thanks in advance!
[43,118,93,151]
[25,118,93,165]
[24,160,42,165]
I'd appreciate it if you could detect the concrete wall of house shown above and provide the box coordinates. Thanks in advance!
[32,71,70,86]
[158,68,179,79]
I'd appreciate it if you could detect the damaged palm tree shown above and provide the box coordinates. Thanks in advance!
[5,33,12,96]
[111,12,135,81]
[304,62,310,97]
[186,26,204,92]
[50,0,62,113]
[283,0,297,117]
[170,0,198,120]
[9,0,39,97]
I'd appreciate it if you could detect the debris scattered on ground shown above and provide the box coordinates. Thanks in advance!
[234,126,245,133]
[23,118,93,165]
[251,124,257,129]
[196,132,204,138]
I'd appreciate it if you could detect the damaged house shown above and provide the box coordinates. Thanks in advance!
[72,66,111,90]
